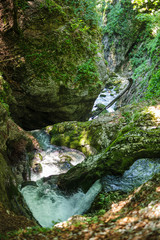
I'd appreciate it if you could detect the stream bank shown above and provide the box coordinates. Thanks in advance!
[1,79,160,239]
[6,165,160,240]
[20,98,160,228]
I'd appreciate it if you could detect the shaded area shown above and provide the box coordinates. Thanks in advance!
[0,0,108,130]
[0,203,36,238]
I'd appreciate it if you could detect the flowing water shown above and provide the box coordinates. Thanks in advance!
[91,75,128,114]
[92,87,117,113]
[30,130,85,181]
[21,90,160,228]
[21,179,102,228]
[21,130,102,227]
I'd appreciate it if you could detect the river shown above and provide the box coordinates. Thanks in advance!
[21,87,160,228]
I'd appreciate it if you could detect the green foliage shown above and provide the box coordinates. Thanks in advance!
[40,0,66,16]
[0,73,10,112]
[130,10,160,99]
[103,0,139,40]
[65,0,101,27]
[145,69,160,99]
[103,0,159,100]
[97,192,124,210]
[85,215,100,223]
[74,58,100,87]
[17,0,102,88]
[132,0,160,13]
[41,0,102,27]
[70,19,90,33]
[15,0,29,10]
[7,226,50,239]
[89,191,127,215]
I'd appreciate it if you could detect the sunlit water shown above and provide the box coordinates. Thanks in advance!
[21,130,101,227]
[20,108,160,228]
[31,130,85,181]
[92,87,117,113]
[21,179,102,227]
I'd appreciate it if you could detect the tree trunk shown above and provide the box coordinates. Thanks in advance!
[13,0,20,34]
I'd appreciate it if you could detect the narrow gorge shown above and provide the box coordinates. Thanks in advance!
[0,0,160,239]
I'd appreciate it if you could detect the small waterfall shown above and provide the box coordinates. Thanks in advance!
[91,75,129,118]
[21,179,102,228]
[21,129,100,228]
[30,130,85,181]
[21,130,160,228]
[73,180,102,215]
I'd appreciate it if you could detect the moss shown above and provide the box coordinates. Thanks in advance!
[0,154,14,200]
[16,0,102,89]
[0,73,12,113]
[57,122,160,192]
[40,0,67,17]
[0,153,12,206]
[49,121,94,155]
[6,181,19,200]
[49,119,111,155]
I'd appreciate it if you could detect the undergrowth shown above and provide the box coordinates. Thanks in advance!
[103,0,160,100]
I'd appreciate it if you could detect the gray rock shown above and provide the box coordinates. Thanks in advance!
[1,0,109,130]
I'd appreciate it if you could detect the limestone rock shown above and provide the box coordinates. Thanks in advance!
[1,0,109,130]
[47,111,123,156]
[0,104,36,219]
[55,102,160,192]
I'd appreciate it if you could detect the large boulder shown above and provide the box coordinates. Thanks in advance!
[50,102,160,192]
[0,0,109,130]
[47,111,123,156]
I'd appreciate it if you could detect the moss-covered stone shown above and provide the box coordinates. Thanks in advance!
[56,102,160,192]
[57,126,160,192]
[1,0,109,130]
[48,102,160,158]
[47,111,123,156]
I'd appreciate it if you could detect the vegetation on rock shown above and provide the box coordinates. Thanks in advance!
[5,173,160,240]
[103,0,160,104]
[0,104,37,219]
[0,0,160,239]
[0,0,108,129]
[47,101,160,191]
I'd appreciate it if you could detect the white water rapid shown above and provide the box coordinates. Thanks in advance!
[20,93,160,228]
[21,179,102,228]
[30,130,85,181]
[21,130,102,227]
[91,75,129,116]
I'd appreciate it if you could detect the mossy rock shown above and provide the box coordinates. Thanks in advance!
[56,102,160,192]
[1,0,109,130]
[47,111,124,156]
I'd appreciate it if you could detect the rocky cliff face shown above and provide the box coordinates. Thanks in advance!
[0,104,36,218]
[0,0,109,130]
[102,0,139,73]
[102,0,160,106]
